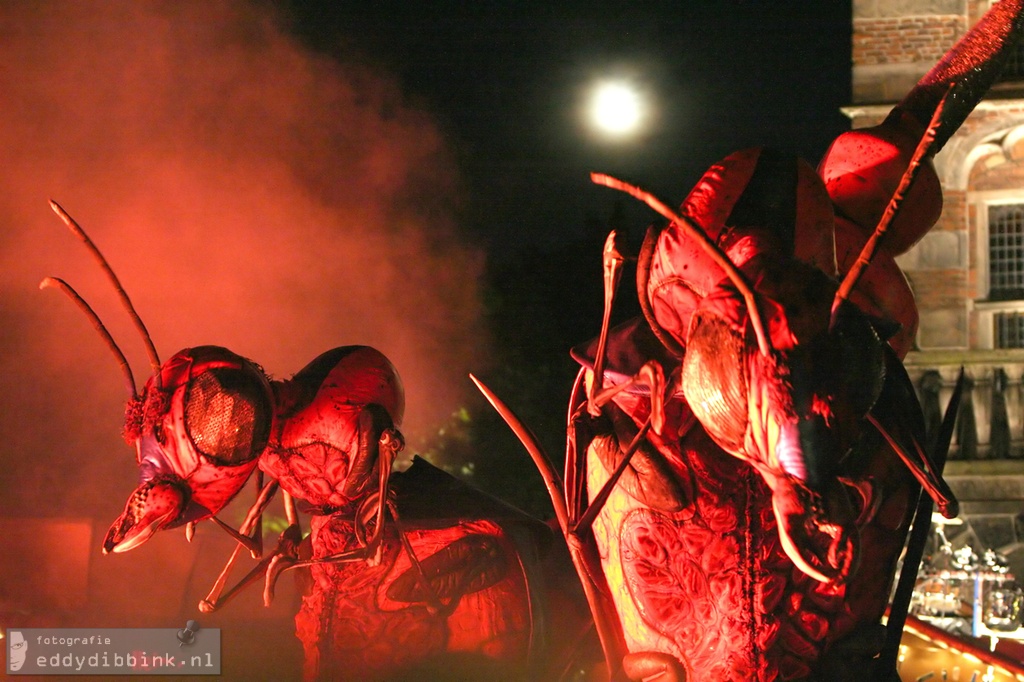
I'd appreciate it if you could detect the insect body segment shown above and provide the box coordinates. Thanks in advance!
[43,212,549,681]
[628,148,879,585]
[571,154,922,678]
[260,345,405,511]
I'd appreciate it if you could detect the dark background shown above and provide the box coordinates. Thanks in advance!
[288,1,853,254]
[280,1,854,515]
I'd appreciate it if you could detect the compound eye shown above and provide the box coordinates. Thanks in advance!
[184,366,271,465]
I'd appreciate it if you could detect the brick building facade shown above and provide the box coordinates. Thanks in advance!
[848,0,1024,575]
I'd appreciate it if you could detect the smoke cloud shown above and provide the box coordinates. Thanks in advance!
[0,0,488,657]
[0,3,489,663]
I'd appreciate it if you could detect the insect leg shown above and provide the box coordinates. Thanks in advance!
[471,374,626,679]
[588,359,666,435]
[198,479,280,612]
[588,231,626,418]
[209,475,279,555]
[572,416,652,535]
[262,428,403,600]
[201,522,303,612]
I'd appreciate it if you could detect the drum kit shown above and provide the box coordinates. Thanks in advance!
[910,514,1024,639]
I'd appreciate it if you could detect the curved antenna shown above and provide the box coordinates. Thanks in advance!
[39,277,138,399]
[831,88,949,322]
[591,173,772,356]
[49,200,162,387]
[469,373,569,533]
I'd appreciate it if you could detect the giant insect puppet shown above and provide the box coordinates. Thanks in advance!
[41,211,553,681]
[473,3,1024,680]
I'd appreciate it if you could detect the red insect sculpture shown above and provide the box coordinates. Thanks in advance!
[474,3,1024,680]
[42,212,549,681]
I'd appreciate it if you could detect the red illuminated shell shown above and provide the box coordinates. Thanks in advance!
[588,385,915,680]
[293,460,544,682]
[643,148,837,353]
[260,345,405,509]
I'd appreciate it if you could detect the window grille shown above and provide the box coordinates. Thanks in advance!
[988,204,1024,300]
[995,311,1024,349]
[996,35,1024,83]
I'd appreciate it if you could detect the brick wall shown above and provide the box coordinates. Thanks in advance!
[936,190,968,234]
[853,16,965,66]
[851,1,968,103]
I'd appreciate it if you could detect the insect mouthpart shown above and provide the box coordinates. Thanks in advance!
[102,478,188,554]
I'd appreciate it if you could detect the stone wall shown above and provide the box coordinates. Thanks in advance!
[852,0,967,103]
[848,0,1024,596]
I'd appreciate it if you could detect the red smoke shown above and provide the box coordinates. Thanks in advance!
[0,1,488,670]
[0,0,487,513]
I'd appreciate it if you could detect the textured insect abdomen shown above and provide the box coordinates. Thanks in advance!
[296,510,536,681]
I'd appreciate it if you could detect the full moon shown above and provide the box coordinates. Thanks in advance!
[589,82,643,136]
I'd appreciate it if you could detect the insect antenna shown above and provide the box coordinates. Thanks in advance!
[48,200,163,389]
[830,87,949,324]
[39,276,138,399]
[590,173,772,356]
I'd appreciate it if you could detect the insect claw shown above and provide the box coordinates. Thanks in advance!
[263,555,292,606]
[103,479,187,554]
[773,477,859,584]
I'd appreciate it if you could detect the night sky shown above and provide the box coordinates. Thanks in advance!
[285,1,854,255]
